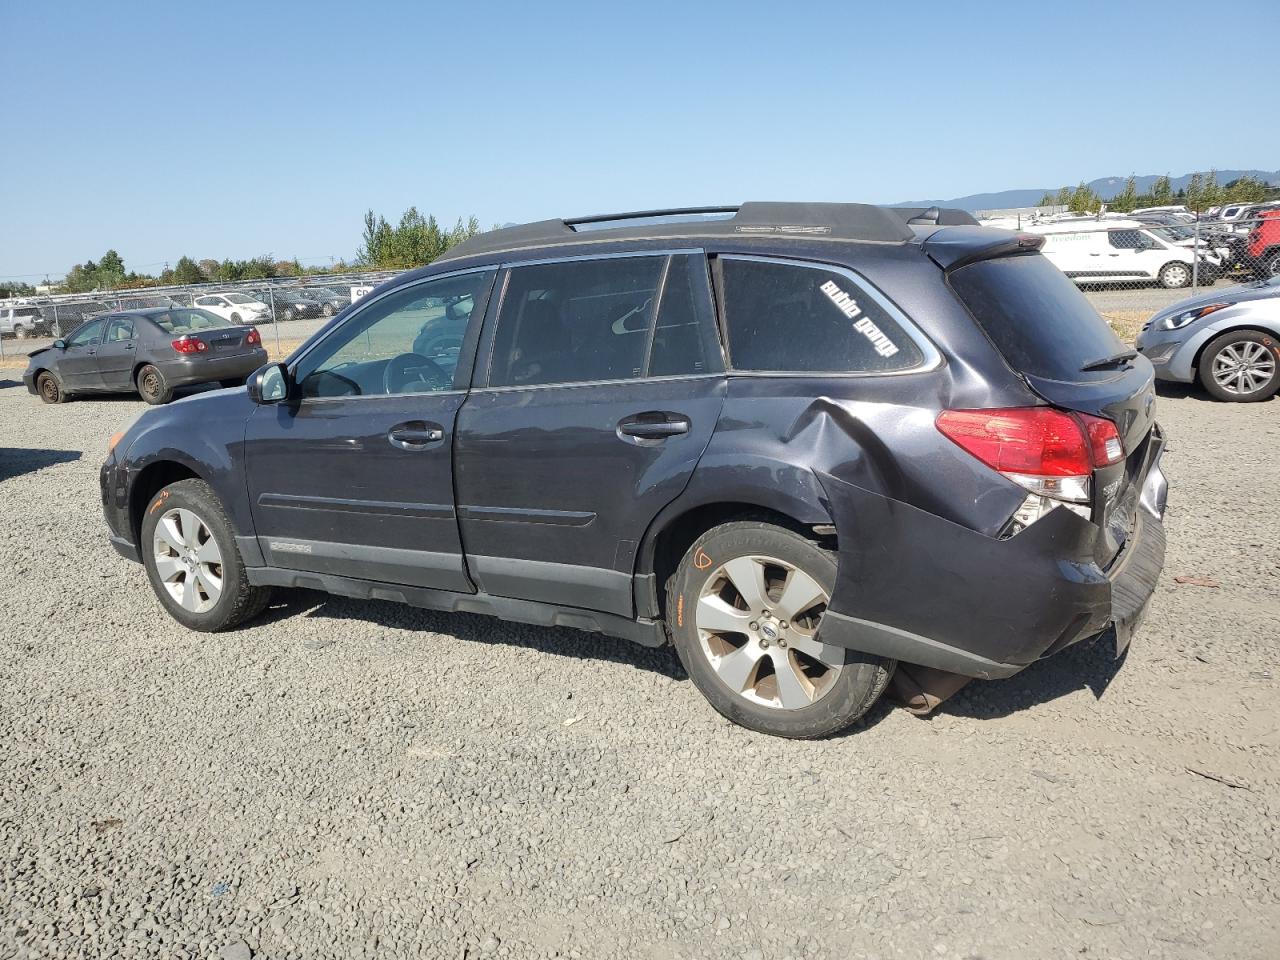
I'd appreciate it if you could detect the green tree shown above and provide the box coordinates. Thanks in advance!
[1110,175,1138,213]
[1055,186,1071,206]
[1224,175,1268,203]
[171,256,204,284]
[1068,182,1101,214]
[1151,174,1173,205]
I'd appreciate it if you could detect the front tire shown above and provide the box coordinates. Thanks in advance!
[36,371,66,404]
[14,324,26,339]
[141,479,272,632]
[1198,329,1280,402]
[1158,262,1192,288]
[230,312,242,324]
[282,307,295,322]
[666,520,894,739]
[137,364,174,405]
[322,303,335,317]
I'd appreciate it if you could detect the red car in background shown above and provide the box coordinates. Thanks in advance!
[1247,211,1280,279]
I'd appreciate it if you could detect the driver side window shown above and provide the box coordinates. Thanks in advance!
[66,319,104,347]
[295,270,496,399]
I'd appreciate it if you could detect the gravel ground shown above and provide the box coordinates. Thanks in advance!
[0,377,1277,960]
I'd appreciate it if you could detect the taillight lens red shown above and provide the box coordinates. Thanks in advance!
[246,328,261,346]
[1079,413,1125,467]
[936,407,1123,477]
[171,336,207,354]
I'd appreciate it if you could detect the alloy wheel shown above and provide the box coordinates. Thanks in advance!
[1212,341,1276,396]
[695,554,842,710]
[152,508,223,613]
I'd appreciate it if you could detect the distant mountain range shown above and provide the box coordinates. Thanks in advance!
[894,169,1280,212]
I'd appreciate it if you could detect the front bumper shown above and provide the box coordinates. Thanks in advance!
[816,430,1169,679]
[156,349,267,387]
[22,370,38,394]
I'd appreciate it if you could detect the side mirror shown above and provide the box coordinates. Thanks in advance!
[247,362,290,404]
[53,339,66,350]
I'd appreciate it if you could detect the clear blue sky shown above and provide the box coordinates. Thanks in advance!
[2,0,1276,281]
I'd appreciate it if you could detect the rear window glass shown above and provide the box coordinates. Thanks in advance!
[720,258,924,373]
[949,253,1127,382]
[153,308,233,333]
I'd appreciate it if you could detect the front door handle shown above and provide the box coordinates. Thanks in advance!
[388,421,445,451]
[617,412,691,441]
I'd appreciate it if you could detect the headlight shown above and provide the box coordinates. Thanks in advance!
[1160,302,1230,330]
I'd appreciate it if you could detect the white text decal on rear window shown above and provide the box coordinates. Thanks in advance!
[819,280,899,358]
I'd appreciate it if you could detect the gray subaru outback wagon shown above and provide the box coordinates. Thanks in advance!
[100,203,1168,738]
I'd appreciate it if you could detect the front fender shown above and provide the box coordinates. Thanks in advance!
[116,393,257,545]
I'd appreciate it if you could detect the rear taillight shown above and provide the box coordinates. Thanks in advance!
[937,407,1126,535]
[171,336,207,354]
[246,328,261,346]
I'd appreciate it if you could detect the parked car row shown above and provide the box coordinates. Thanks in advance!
[0,283,359,339]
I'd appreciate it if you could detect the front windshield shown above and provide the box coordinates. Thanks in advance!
[225,294,255,304]
[153,308,233,333]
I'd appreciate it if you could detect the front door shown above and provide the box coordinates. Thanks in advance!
[244,269,497,590]
[57,317,107,390]
[96,316,138,390]
[455,252,725,617]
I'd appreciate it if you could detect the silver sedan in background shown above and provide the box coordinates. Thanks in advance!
[1136,276,1280,402]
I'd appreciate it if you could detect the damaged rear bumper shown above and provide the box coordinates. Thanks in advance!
[816,431,1168,680]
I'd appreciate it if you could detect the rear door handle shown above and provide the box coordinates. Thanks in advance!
[617,412,691,441]
[388,421,445,451]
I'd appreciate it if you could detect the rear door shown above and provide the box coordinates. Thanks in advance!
[948,251,1157,559]
[96,315,138,389]
[454,252,725,617]
[57,318,107,389]
[244,269,497,590]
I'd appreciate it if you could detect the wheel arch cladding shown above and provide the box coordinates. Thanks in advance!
[641,499,831,618]
[128,460,205,546]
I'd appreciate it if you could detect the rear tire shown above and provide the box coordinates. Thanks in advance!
[282,307,295,322]
[1198,329,1280,402]
[137,364,174,405]
[322,303,335,317]
[140,479,272,632]
[666,520,894,739]
[1158,262,1192,288]
[36,371,66,404]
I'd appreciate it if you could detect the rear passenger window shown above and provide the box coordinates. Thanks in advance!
[489,256,664,387]
[719,258,925,373]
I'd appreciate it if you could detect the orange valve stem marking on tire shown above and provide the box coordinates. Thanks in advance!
[693,549,713,570]
[677,594,684,627]
[149,490,170,515]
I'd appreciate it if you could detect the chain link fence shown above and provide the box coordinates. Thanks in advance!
[0,271,402,361]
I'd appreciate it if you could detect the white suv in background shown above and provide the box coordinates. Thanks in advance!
[1026,219,1201,288]
[192,292,272,325]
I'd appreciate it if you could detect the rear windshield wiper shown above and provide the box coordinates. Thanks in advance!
[1079,350,1138,372]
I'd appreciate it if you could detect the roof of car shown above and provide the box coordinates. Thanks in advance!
[436,202,976,263]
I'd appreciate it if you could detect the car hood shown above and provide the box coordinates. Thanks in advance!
[1152,281,1280,320]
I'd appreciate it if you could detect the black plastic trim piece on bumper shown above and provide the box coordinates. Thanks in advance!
[819,610,1023,679]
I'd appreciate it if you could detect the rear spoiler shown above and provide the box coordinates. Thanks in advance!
[919,226,1045,271]
[890,206,980,227]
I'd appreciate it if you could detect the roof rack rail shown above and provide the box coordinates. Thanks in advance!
[438,202,920,262]
[564,206,739,227]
